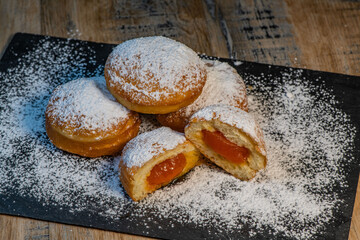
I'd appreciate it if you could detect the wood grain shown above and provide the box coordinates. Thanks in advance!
[0,215,49,240]
[350,177,360,240]
[39,0,228,57]
[48,222,151,240]
[0,0,40,57]
[286,0,360,76]
[0,0,359,239]
[216,0,301,65]
[217,0,360,76]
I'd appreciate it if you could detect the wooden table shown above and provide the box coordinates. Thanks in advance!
[1,0,359,239]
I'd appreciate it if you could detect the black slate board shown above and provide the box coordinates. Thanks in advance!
[0,33,360,240]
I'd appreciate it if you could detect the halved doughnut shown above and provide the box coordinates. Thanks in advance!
[184,104,266,180]
[119,127,200,201]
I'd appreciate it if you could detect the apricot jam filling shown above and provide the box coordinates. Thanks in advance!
[202,130,249,164]
[147,153,186,186]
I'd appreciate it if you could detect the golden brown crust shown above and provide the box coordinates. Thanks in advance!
[105,61,207,107]
[105,81,201,114]
[104,37,207,114]
[119,140,200,201]
[45,77,141,158]
[156,111,189,132]
[45,112,141,158]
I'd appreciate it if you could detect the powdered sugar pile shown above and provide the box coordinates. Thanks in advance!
[46,77,131,136]
[0,37,357,240]
[234,60,243,66]
[0,38,101,158]
[121,127,186,168]
[135,68,356,239]
[0,38,131,213]
[105,36,206,104]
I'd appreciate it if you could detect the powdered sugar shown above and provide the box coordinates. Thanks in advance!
[138,114,162,134]
[190,104,265,156]
[234,60,243,66]
[0,36,358,240]
[105,36,206,104]
[156,60,248,131]
[46,77,131,137]
[121,127,186,169]
[137,69,357,239]
[184,60,247,116]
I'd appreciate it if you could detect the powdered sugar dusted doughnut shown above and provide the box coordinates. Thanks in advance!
[185,104,266,180]
[105,36,207,114]
[45,77,140,157]
[120,127,201,201]
[157,60,248,131]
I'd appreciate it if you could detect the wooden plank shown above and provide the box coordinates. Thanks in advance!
[0,0,41,58]
[217,0,360,76]
[285,0,360,76]
[48,222,152,240]
[0,215,49,240]
[216,0,301,65]
[0,215,25,240]
[24,219,49,240]
[349,177,360,240]
[39,0,228,57]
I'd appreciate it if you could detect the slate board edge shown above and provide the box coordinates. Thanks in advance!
[0,32,359,240]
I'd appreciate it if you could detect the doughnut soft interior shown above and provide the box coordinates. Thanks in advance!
[119,127,200,201]
[185,104,266,180]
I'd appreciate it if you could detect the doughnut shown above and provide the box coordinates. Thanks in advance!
[119,127,201,201]
[157,60,248,132]
[104,36,207,114]
[45,77,140,158]
[184,104,266,180]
